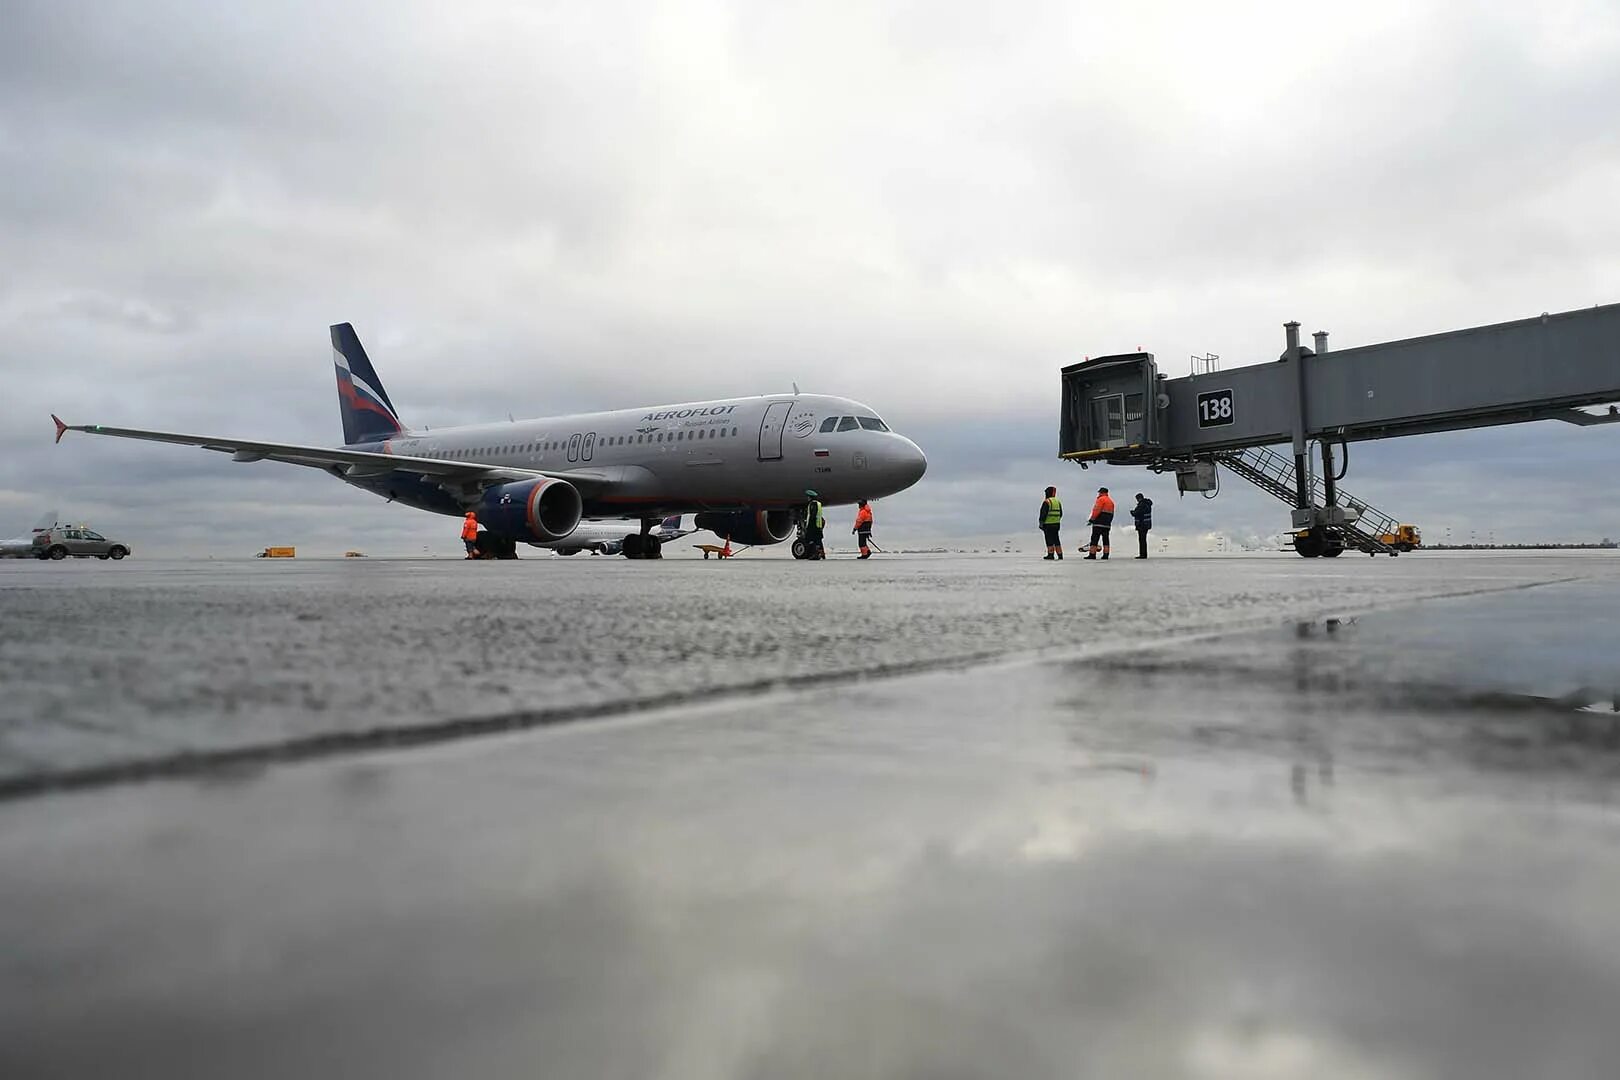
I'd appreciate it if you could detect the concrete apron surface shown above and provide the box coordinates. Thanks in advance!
[4,571,1620,1078]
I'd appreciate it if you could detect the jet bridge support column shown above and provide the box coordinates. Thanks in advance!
[1285,322,1310,510]
[1313,331,1338,507]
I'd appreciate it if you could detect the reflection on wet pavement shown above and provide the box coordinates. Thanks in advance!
[2,563,1620,1078]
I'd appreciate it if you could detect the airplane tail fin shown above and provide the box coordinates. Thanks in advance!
[330,323,403,446]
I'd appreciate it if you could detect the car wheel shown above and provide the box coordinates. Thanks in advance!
[98,554,110,560]
[48,546,68,560]
[109,547,128,560]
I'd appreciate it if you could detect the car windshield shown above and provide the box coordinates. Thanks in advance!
[84,531,104,541]
[857,416,889,432]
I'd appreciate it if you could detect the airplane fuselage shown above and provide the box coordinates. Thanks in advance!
[343,393,927,522]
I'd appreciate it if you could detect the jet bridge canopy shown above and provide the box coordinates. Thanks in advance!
[1058,353,1164,463]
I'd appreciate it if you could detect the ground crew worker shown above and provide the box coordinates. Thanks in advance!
[1039,486,1063,560]
[853,499,874,559]
[1086,487,1115,560]
[461,511,480,559]
[721,536,733,558]
[803,489,826,559]
[1131,492,1153,559]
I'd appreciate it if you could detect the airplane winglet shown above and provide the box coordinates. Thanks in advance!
[51,415,68,444]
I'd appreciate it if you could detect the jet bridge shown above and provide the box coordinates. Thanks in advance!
[1059,302,1620,556]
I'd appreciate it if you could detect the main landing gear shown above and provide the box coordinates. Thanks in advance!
[476,533,520,560]
[621,518,663,560]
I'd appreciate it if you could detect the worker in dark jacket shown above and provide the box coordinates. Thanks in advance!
[1086,487,1114,560]
[1130,493,1153,559]
[1039,486,1063,560]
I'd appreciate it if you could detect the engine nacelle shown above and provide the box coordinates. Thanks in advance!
[478,478,583,542]
[694,509,794,546]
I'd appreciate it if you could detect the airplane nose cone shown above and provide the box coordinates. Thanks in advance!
[894,436,927,488]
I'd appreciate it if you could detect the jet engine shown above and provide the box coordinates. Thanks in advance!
[478,478,583,542]
[694,509,794,546]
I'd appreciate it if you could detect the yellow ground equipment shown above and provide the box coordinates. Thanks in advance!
[1377,525,1421,552]
[256,547,296,558]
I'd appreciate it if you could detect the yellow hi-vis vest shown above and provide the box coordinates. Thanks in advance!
[1042,497,1062,525]
[808,501,825,529]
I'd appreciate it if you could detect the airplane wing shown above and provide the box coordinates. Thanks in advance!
[51,416,613,497]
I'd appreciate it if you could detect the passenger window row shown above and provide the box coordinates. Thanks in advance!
[417,426,742,459]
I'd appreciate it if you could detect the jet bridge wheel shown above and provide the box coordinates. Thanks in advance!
[1292,528,1330,558]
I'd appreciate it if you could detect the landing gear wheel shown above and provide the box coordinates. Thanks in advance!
[644,537,662,559]
[622,534,643,559]
[479,534,519,560]
[791,539,809,560]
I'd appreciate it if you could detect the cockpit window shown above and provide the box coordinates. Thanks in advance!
[837,416,859,432]
[857,416,889,432]
[819,416,839,433]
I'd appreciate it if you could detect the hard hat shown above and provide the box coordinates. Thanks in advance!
[1098,486,1109,493]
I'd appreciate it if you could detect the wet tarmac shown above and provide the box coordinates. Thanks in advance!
[3,554,1620,1077]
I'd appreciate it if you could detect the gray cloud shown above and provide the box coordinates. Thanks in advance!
[4,1,1620,553]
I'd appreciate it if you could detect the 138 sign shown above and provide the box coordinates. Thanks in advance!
[1197,388,1235,428]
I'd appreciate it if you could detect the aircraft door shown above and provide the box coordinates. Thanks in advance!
[582,432,595,461]
[757,401,792,461]
[568,434,581,462]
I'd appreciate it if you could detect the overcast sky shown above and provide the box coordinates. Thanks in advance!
[4,0,1619,555]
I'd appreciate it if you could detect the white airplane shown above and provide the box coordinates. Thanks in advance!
[53,323,927,558]
[546,515,690,556]
[0,510,58,558]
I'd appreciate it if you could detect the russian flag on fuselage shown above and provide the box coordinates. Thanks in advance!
[330,323,403,446]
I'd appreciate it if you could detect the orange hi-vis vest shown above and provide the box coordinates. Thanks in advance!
[855,506,873,529]
[1092,493,1115,519]
[461,516,479,541]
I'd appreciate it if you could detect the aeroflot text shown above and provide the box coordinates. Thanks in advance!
[640,405,740,421]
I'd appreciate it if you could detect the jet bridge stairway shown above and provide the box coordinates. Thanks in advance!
[1211,445,1402,556]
